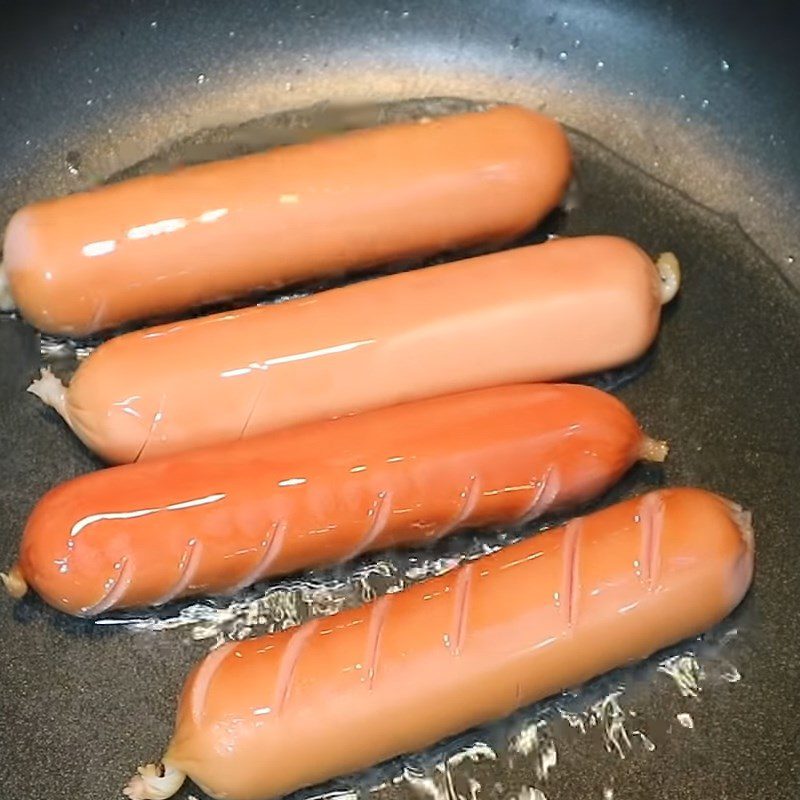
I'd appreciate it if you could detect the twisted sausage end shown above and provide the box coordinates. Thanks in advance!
[123,762,185,800]
[1,564,28,599]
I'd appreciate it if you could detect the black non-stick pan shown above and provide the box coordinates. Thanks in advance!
[1,2,798,799]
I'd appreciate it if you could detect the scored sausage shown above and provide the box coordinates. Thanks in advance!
[123,487,754,800]
[2,105,572,335]
[2,384,667,616]
[30,236,681,463]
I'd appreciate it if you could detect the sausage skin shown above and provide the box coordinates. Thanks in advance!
[3,105,571,335]
[39,236,670,463]
[8,384,664,616]
[124,488,754,800]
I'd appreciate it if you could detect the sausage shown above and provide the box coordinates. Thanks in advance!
[122,488,754,800]
[30,236,681,463]
[2,105,572,335]
[2,383,667,616]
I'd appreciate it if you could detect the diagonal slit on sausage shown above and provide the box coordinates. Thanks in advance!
[3,383,666,616]
[123,487,754,800]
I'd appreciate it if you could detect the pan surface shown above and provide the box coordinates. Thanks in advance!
[1,2,798,800]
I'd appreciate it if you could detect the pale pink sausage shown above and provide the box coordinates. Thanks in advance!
[3,105,571,335]
[38,236,677,463]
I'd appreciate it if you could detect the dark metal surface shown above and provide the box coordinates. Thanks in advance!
[1,3,799,800]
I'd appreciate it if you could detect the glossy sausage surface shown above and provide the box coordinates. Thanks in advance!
[50,235,665,463]
[3,105,571,335]
[10,384,660,616]
[127,488,753,800]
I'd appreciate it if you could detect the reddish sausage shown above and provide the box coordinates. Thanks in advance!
[30,236,680,463]
[3,105,571,335]
[3,384,666,616]
[123,488,754,800]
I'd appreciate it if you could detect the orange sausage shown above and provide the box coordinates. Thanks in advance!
[3,105,571,335]
[32,236,680,463]
[123,488,754,800]
[3,384,666,616]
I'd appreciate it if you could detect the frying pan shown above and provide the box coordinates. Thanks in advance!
[1,2,798,799]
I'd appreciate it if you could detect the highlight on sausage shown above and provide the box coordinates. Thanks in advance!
[2,104,572,335]
[123,488,754,800]
[28,235,681,463]
[3,383,667,616]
